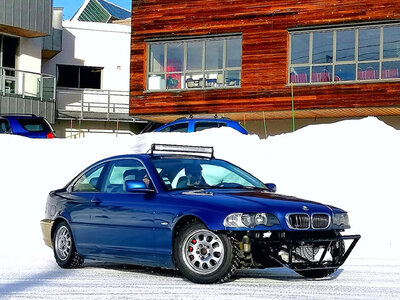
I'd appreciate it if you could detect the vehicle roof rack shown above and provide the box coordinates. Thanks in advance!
[150,144,214,159]
[176,113,231,121]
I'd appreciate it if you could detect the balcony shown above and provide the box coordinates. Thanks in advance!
[56,88,134,122]
[0,67,56,122]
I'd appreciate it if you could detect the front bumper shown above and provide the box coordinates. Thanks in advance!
[264,234,361,272]
[40,219,54,248]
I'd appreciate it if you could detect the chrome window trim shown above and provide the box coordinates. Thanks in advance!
[69,157,159,194]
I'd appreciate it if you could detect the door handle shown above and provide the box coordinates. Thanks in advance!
[91,198,102,204]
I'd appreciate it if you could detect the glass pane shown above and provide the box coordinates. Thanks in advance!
[148,74,165,90]
[72,165,104,192]
[159,123,188,132]
[187,41,203,71]
[291,33,309,64]
[225,71,240,87]
[383,26,400,59]
[57,65,79,88]
[311,65,332,82]
[205,71,223,88]
[337,30,355,61]
[313,32,333,63]
[149,44,164,73]
[185,73,204,88]
[80,67,102,89]
[226,38,242,68]
[166,73,183,89]
[206,40,223,70]
[290,66,309,83]
[357,63,379,80]
[195,122,226,132]
[167,43,184,72]
[382,61,400,79]
[359,28,380,61]
[334,64,356,81]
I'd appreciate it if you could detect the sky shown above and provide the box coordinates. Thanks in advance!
[53,0,132,20]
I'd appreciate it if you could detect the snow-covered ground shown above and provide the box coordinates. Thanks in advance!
[1,117,399,298]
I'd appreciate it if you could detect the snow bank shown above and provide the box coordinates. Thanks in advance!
[0,117,399,267]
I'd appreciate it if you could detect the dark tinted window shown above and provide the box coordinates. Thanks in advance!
[159,122,188,132]
[0,119,10,133]
[194,122,226,132]
[57,65,102,89]
[17,118,51,133]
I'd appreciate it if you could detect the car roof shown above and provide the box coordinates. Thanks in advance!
[1,115,44,120]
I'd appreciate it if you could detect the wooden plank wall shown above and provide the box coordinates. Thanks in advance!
[130,0,400,118]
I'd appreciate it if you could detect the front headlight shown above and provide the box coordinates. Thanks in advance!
[333,212,350,228]
[223,213,279,228]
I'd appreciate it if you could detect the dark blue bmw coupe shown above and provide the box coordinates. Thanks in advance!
[40,144,360,283]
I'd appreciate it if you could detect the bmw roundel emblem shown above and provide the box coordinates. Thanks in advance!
[302,205,309,211]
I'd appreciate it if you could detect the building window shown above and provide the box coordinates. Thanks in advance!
[289,24,400,84]
[147,36,242,91]
[57,65,103,89]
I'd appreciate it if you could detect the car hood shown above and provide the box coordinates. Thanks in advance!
[171,189,333,216]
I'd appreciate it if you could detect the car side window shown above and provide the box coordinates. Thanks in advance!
[0,119,10,133]
[159,122,188,132]
[194,122,226,132]
[102,159,152,193]
[72,164,105,192]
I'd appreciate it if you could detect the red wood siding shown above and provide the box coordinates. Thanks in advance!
[130,0,400,119]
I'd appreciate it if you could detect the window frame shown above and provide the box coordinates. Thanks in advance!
[288,23,400,85]
[146,35,242,91]
[57,64,103,89]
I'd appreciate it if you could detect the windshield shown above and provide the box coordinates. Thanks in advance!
[151,157,265,191]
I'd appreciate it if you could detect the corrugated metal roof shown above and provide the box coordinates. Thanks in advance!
[97,0,131,20]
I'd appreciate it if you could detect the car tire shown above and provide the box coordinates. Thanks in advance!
[173,221,237,284]
[296,239,345,278]
[53,221,84,268]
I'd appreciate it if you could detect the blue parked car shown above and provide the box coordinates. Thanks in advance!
[0,114,55,138]
[41,144,360,283]
[154,117,248,134]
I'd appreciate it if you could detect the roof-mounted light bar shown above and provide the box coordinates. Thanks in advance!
[151,144,214,159]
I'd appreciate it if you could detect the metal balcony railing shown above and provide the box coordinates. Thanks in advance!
[0,66,56,101]
[56,88,133,122]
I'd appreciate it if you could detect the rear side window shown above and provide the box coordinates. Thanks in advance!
[102,159,151,193]
[72,164,105,192]
[194,122,226,132]
[0,119,10,133]
[159,122,188,132]
[17,118,51,132]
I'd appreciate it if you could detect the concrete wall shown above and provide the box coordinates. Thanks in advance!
[53,119,144,138]
[42,20,131,91]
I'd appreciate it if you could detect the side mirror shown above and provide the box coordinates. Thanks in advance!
[125,180,154,193]
[265,183,277,193]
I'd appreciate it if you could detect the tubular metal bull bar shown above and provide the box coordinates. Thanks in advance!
[267,234,361,271]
